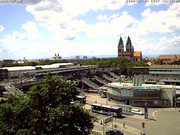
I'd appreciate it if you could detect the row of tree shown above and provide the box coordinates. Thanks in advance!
[80,57,149,74]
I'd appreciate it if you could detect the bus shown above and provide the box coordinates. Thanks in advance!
[91,103,122,117]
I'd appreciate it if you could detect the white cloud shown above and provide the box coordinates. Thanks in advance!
[57,41,117,57]
[25,2,180,57]
[0,45,12,60]
[0,21,39,45]
[141,8,152,17]
[133,3,180,36]
[109,11,138,35]
[97,15,108,21]
[21,21,40,39]
[131,35,180,57]
[1,40,117,59]
[25,0,126,40]
[26,0,180,40]
[0,21,41,60]
[86,11,139,37]
[49,19,87,41]
[86,22,110,37]
[0,31,28,45]
[0,25,4,32]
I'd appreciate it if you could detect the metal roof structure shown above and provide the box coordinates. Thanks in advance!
[0,63,74,72]
[109,82,180,90]
[1,66,35,71]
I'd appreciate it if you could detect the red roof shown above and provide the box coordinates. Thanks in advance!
[133,51,141,57]
[158,55,180,60]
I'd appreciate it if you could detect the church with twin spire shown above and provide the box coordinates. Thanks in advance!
[118,36,142,61]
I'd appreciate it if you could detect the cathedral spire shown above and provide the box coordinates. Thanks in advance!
[126,36,132,47]
[118,36,124,47]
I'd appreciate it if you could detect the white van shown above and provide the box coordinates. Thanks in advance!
[131,109,143,115]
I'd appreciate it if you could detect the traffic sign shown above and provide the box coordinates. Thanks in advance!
[103,116,113,124]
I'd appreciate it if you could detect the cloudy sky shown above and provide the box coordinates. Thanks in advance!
[0,0,180,60]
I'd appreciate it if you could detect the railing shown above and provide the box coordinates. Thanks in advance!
[102,74,114,82]
[94,76,108,85]
[109,72,120,79]
[82,77,99,90]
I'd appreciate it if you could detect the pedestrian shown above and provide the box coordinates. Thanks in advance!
[123,121,125,128]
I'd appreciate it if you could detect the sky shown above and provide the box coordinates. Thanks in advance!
[0,0,180,60]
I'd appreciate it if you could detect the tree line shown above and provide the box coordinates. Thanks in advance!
[80,57,149,74]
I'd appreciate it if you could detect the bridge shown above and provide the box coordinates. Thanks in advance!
[0,65,120,95]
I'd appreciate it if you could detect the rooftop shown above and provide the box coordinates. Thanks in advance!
[133,51,142,57]
[158,54,180,60]
[109,82,180,89]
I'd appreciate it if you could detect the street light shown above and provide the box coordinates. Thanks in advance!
[144,103,148,119]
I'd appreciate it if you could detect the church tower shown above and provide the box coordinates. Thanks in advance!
[125,36,134,59]
[117,36,142,61]
[118,37,124,57]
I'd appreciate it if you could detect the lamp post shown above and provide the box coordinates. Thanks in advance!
[144,102,148,119]
[174,83,176,110]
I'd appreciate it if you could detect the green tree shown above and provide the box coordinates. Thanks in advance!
[170,60,180,65]
[154,59,163,65]
[80,57,148,75]
[0,75,96,135]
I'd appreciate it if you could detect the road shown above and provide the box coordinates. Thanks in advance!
[145,108,180,135]
[85,92,180,135]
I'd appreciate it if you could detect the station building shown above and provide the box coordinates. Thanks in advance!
[132,66,180,86]
[107,82,180,107]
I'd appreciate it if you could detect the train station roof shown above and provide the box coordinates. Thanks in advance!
[109,82,180,90]
[1,66,35,71]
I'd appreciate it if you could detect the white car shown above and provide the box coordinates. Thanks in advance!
[131,109,143,115]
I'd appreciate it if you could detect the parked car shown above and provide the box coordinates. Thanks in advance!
[131,109,143,115]
[105,130,124,135]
